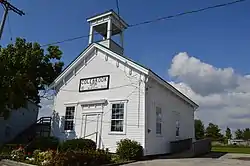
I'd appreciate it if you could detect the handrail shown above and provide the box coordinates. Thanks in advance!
[3,117,52,146]
[83,132,97,138]
[36,116,52,124]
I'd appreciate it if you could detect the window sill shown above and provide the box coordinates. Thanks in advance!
[108,132,126,135]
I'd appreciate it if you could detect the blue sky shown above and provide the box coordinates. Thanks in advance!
[1,0,249,77]
[1,0,250,130]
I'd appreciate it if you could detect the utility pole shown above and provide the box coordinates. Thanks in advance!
[0,0,24,40]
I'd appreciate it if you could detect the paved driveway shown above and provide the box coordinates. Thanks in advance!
[124,154,250,166]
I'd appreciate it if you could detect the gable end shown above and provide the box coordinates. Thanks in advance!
[149,71,198,109]
[50,43,198,110]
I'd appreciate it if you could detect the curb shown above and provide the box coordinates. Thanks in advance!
[102,160,136,166]
[1,159,136,166]
[0,159,36,166]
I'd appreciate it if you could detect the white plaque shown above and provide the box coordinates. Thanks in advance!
[79,75,110,92]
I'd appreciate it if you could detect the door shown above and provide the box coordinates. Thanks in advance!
[82,113,101,144]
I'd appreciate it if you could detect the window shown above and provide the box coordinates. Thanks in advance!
[111,103,125,132]
[156,107,162,135]
[176,120,180,137]
[64,106,75,130]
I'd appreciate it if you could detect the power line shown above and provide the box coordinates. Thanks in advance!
[60,83,141,93]
[41,31,106,47]
[0,0,25,40]
[0,0,24,15]
[116,0,120,16]
[73,117,146,127]
[129,0,247,27]
[41,35,90,47]
[40,0,248,47]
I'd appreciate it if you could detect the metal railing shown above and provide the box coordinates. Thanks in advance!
[83,132,98,144]
[36,116,52,124]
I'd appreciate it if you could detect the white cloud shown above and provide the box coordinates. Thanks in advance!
[169,52,239,96]
[169,52,250,131]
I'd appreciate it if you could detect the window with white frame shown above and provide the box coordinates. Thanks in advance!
[156,107,162,135]
[175,112,180,137]
[64,106,75,130]
[176,120,180,137]
[111,103,125,132]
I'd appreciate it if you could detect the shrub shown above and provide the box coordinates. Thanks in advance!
[59,138,96,151]
[0,144,18,156]
[1,144,23,155]
[10,146,25,161]
[33,149,42,164]
[36,150,54,166]
[50,150,111,166]
[110,154,121,163]
[27,137,59,152]
[116,139,143,160]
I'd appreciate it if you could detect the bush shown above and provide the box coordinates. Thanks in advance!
[32,149,42,163]
[36,150,54,166]
[10,146,25,161]
[50,149,111,166]
[116,139,143,160]
[0,144,20,156]
[59,139,96,151]
[27,137,59,152]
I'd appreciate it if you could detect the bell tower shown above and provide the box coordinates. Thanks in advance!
[87,10,128,55]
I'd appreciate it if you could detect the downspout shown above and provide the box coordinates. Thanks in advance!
[99,105,104,149]
[96,114,99,145]
[74,103,78,138]
[80,111,83,138]
[51,87,56,137]
[137,75,141,127]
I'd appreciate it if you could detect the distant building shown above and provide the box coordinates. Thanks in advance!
[0,100,39,146]
[228,139,250,146]
[49,10,199,155]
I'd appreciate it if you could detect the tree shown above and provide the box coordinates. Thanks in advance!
[0,38,64,119]
[235,129,243,139]
[195,119,205,140]
[243,128,250,140]
[205,123,223,141]
[225,127,232,140]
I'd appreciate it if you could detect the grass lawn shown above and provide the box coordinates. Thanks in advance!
[212,146,250,154]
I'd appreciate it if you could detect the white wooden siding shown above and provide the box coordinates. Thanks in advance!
[53,48,146,153]
[0,101,39,145]
[52,44,195,155]
[145,78,194,155]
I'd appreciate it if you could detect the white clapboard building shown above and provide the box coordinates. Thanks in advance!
[49,10,198,155]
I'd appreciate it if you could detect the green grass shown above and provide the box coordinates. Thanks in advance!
[212,146,250,154]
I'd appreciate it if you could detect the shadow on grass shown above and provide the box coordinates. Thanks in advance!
[232,157,250,161]
[141,152,228,160]
[196,152,228,159]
